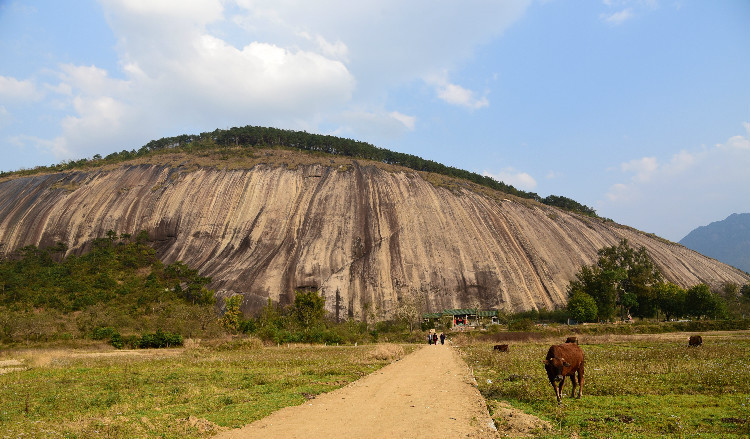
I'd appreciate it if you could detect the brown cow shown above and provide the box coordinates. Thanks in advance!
[494,344,509,352]
[543,343,584,403]
[688,335,702,347]
[565,336,578,344]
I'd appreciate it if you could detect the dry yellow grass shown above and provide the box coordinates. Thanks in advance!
[360,343,405,362]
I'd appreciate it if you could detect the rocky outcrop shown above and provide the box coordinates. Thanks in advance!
[1,155,747,318]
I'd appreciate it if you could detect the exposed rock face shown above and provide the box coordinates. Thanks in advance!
[1,157,747,318]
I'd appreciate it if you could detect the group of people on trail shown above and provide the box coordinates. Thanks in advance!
[428,331,445,345]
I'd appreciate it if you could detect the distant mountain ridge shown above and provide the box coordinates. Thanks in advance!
[679,213,750,273]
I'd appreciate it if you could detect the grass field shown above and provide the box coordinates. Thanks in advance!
[0,339,409,439]
[2,332,748,438]
[458,331,750,438]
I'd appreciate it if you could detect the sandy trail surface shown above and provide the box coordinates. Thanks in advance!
[214,344,498,439]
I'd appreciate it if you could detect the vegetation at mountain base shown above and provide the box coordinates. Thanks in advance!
[565,239,748,323]
[1,231,746,349]
[0,125,598,218]
[0,231,219,344]
[229,291,423,345]
[0,233,426,346]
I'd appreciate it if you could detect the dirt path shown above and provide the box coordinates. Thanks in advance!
[214,344,498,439]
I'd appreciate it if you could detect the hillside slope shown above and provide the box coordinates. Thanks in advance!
[1,149,747,318]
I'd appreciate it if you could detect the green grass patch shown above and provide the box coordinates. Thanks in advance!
[459,333,750,438]
[0,342,409,438]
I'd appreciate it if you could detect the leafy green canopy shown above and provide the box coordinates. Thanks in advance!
[0,125,597,217]
[567,290,598,323]
[0,231,214,313]
[566,239,732,321]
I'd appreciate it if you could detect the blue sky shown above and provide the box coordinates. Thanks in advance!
[1,0,748,242]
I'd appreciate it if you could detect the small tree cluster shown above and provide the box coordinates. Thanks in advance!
[566,240,731,322]
[0,231,218,343]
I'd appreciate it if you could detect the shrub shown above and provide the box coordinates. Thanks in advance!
[109,330,184,349]
[92,326,118,340]
[239,318,257,333]
[568,291,598,322]
[508,318,535,332]
[109,332,124,349]
[139,330,183,348]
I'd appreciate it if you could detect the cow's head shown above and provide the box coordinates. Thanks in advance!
[543,357,570,382]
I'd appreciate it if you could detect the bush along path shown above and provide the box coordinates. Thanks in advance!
[214,344,498,439]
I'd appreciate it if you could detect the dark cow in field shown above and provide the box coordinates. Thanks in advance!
[688,335,703,347]
[543,343,584,403]
[565,336,578,344]
[494,344,509,352]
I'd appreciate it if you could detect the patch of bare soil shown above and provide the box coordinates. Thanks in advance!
[214,344,500,439]
[488,401,553,437]
[184,416,228,434]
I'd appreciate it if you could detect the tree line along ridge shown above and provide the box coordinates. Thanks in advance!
[0,125,598,218]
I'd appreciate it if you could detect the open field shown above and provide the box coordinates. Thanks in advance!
[2,331,748,438]
[0,339,410,439]
[458,331,750,438]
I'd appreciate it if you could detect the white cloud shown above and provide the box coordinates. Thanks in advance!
[100,1,356,118]
[298,32,349,62]
[10,134,68,161]
[0,106,11,129]
[108,0,224,23]
[601,124,750,240]
[181,36,355,113]
[58,64,129,97]
[425,72,490,110]
[605,183,632,202]
[14,94,135,161]
[721,122,750,151]
[389,111,416,131]
[335,109,417,141]
[620,156,658,182]
[599,0,661,25]
[0,75,44,101]
[663,149,695,174]
[2,0,532,168]
[601,8,634,25]
[230,1,530,80]
[435,83,490,110]
[483,168,537,191]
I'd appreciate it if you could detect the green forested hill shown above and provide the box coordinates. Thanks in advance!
[0,125,598,217]
[0,231,217,343]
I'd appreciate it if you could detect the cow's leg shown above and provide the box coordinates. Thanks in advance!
[558,376,566,400]
[578,366,584,398]
[569,374,577,398]
[550,380,561,403]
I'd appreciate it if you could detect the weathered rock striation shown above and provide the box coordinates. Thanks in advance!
[1,154,747,318]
